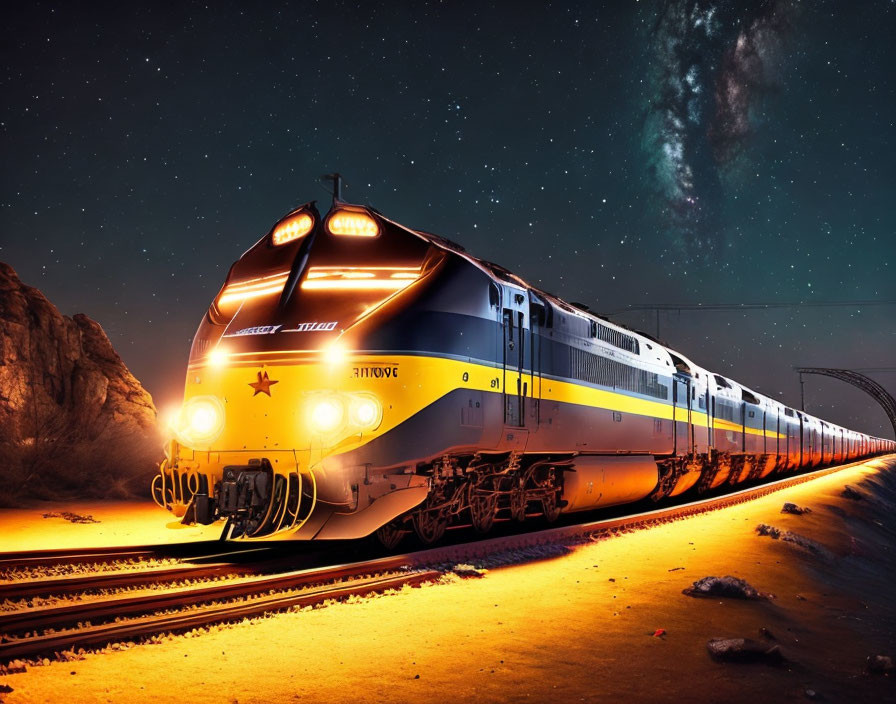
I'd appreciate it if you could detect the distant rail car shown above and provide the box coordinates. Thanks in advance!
[153,192,895,547]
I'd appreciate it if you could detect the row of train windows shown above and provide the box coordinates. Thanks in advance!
[569,347,669,399]
[564,350,853,432]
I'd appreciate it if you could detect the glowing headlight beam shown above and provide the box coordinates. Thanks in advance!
[305,392,382,439]
[309,397,346,435]
[173,396,226,449]
[323,343,347,365]
[349,394,383,430]
[208,347,229,367]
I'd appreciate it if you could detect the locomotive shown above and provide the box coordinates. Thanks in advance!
[152,189,895,547]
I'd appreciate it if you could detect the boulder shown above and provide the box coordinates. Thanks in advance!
[781,502,811,515]
[683,575,766,599]
[0,262,161,501]
[706,637,784,664]
[756,523,782,538]
[866,655,893,674]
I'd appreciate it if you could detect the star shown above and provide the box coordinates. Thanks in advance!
[249,371,279,396]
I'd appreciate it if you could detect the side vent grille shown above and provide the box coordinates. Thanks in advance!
[570,347,668,400]
[594,322,640,354]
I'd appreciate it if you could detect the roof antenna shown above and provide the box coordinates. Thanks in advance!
[321,173,343,204]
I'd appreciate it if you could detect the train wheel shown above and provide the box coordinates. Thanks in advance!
[470,491,497,533]
[413,510,447,544]
[376,519,406,550]
[509,488,527,522]
[541,492,560,523]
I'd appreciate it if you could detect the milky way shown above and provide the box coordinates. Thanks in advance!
[643,0,798,264]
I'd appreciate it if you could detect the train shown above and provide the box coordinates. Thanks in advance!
[152,191,895,547]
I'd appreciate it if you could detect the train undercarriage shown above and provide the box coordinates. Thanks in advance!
[382,450,799,548]
[157,447,865,548]
[375,453,572,548]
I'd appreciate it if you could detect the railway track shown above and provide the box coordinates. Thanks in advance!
[1,455,889,664]
[0,541,275,571]
[2,554,288,601]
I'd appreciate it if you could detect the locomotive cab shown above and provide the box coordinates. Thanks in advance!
[155,200,504,540]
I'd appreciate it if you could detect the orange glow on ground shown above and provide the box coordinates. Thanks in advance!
[0,502,219,552]
[2,456,894,702]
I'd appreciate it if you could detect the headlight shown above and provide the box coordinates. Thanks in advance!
[174,396,225,449]
[349,394,382,430]
[306,392,382,438]
[309,397,346,435]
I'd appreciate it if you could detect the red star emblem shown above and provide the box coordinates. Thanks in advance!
[249,370,279,396]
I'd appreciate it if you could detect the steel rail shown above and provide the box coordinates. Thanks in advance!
[0,571,439,661]
[1,454,890,663]
[0,541,273,571]
[0,556,432,634]
[0,548,334,601]
[0,562,252,601]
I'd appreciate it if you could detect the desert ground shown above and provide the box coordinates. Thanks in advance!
[2,457,894,703]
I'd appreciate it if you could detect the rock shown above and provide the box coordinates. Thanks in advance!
[841,486,864,501]
[781,502,811,515]
[706,637,784,664]
[866,654,894,674]
[683,575,765,599]
[756,525,833,559]
[0,262,161,502]
[452,564,487,578]
[756,524,782,538]
[0,684,14,694]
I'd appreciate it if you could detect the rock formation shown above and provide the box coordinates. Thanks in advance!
[0,261,161,502]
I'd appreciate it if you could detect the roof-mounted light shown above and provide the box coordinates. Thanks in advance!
[272,211,314,246]
[301,266,420,291]
[326,209,379,238]
[216,271,289,310]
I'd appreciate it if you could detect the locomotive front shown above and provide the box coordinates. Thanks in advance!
[153,199,495,540]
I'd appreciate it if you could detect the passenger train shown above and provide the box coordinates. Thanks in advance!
[152,192,895,546]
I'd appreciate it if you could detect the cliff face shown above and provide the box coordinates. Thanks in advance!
[0,261,161,501]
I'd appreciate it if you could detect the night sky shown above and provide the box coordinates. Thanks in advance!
[2,1,894,437]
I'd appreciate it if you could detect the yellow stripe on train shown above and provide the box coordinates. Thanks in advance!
[186,353,782,455]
